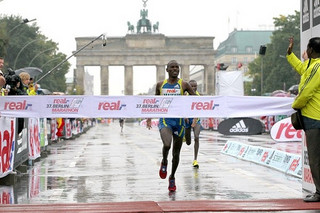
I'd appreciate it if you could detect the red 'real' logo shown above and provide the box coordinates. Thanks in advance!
[270,117,302,142]
[191,100,219,110]
[4,100,32,110]
[98,101,126,110]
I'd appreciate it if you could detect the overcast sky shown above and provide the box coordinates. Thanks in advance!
[0,0,300,94]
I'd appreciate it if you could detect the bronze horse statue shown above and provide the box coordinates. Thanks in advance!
[127,21,134,33]
[153,21,159,33]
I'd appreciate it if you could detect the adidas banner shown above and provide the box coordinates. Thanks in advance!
[218,118,264,135]
[0,95,295,118]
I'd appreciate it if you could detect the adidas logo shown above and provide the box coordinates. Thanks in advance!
[229,120,249,133]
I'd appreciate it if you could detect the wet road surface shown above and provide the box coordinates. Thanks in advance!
[2,121,319,212]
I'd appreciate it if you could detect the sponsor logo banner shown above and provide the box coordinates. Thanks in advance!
[136,98,171,114]
[221,141,302,178]
[65,119,72,139]
[270,117,302,142]
[0,96,294,118]
[47,97,83,114]
[0,117,15,178]
[218,118,264,135]
[0,186,14,204]
[28,118,41,160]
[302,0,311,31]
[313,0,320,27]
[221,141,249,157]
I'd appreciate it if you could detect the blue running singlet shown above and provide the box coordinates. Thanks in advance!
[158,79,185,137]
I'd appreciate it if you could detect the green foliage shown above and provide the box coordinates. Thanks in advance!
[0,15,70,93]
[247,11,301,96]
[0,20,8,57]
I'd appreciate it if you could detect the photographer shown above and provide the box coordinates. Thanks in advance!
[4,68,27,134]
[4,68,25,95]
[0,71,7,96]
[0,57,8,96]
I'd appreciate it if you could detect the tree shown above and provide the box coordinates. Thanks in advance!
[246,11,301,95]
[0,15,70,93]
[0,20,8,57]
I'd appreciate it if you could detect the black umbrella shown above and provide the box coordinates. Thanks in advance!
[288,84,299,95]
[15,67,43,78]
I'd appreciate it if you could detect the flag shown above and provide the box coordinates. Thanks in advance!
[56,118,65,137]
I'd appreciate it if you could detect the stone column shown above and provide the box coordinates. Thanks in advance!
[205,64,215,95]
[76,65,85,94]
[180,64,190,82]
[124,65,133,95]
[100,65,109,95]
[156,65,165,82]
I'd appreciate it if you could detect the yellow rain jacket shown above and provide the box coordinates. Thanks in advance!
[287,52,320,120]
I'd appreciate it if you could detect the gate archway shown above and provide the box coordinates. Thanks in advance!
[75,34,216,95]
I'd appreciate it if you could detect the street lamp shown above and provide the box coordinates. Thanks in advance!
[13,39,40,70]
[28,47,56,67]
[9,18,36,35]
[40,56,64,69]
[259,45,267,95]
[36,33,106,84]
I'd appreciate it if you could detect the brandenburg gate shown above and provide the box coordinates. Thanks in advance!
[74,1,216,95]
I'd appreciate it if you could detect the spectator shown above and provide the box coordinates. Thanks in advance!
[19,72,37,95]
[0,70,7,96]
[4,68,24,95]
[287,36,320,202]
[0,57,8,96]
[0,57,4,73]
[4,69,25,134]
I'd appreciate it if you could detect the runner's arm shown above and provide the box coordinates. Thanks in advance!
[183,81,196,95]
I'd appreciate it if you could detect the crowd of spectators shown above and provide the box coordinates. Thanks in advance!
[0,56,40,96]
[0,56,40,134]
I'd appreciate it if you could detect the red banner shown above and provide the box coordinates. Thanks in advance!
[0,117,15,178]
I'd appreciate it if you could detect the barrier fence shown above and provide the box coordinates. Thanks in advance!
[0,117,95,179]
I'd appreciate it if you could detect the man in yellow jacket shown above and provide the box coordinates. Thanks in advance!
[287,37,320,202]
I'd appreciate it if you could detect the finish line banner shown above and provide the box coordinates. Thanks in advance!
[0,95,295,118]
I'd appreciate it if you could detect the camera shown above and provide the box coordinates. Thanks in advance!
[4,68,23,95]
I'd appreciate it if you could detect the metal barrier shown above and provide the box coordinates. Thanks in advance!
[0,117,95,182]
[14,118,29,170]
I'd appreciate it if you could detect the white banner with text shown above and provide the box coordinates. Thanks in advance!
[0,95,295,118]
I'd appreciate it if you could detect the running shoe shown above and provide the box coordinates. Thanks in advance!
[193,160,199,168]
[168,176,176,192]
[159,161,167,179]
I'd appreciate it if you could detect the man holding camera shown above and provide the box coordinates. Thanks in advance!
[0,57,8,96]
